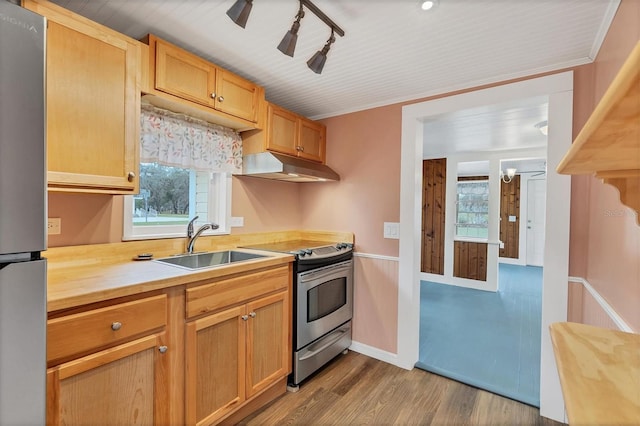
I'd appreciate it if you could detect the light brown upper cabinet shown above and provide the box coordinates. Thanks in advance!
[144,35,263,130]
[243,103,327,164]
[23,0,141,194]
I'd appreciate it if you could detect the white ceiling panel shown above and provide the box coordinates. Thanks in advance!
[51,0,618,119]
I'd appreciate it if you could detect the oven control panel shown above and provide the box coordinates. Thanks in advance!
[296,243,353,259]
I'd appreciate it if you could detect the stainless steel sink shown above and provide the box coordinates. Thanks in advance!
[154,250,267,270]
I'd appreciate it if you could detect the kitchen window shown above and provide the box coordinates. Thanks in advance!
[123,164,230,240]
[123,105,240,240]
[456,180,489,239]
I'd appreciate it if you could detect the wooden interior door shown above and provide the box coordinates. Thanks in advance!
[155,38,216,108]
[245,291,288,398]
[215,70,259,122]
[421,158,446,274]
[499,175,521,259]
[185,306,246,426]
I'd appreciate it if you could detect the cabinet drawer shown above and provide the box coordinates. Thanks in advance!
[48,294,167,363]
[186,266,289,319]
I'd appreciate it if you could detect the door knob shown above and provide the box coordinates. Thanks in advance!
[218,96,224,102]
[127,172,136,182]
[210,92,216,99]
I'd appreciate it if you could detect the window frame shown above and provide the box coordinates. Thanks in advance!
[455,178,490,240]
[123,168,232,241]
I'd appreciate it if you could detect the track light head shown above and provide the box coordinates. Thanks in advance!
[307,29,335,74]
[277,2,305,57]
[226,0,253,28]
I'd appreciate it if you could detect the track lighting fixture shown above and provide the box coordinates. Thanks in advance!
[277,1,305,57]
[226,0,253,29]
[227,0,344,74]
[307,29,335,74]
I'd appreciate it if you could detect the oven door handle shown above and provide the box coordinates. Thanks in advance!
[298,327,349,361]
[299,261,352,284]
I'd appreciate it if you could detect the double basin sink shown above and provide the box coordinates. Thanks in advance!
[155,250,267,270]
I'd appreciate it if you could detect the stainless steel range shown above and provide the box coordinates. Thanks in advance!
[243,240,353,389]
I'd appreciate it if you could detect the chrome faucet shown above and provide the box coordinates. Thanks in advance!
[186,216,219,254]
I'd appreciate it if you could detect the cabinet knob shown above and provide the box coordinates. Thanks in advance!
[111,322,122,331]
[210,92,216,99]
[218,96,224,102]
[127,172,136,182]
[241,315,249,321]
[158,346,168,354]
[249,312,256,318]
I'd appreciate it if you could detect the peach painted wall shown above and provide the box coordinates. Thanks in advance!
[580,0,640,331]
[300,104,402,256]
[47,176,302,247]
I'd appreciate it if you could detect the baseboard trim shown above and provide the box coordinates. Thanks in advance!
[353,252,400,262]
[349,341,400,368]
[568,276,634,333]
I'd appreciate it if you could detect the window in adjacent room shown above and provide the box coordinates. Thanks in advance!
[123,105,240,240]
[455,179,489,239]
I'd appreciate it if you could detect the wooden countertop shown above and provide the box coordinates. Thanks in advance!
[45,230,353,312]
[549,322,640,425]
[46,248,294,312]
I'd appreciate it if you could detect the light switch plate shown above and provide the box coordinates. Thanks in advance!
[508,215,517,222]
[230,216,244,227]
[48,218,61,235]
[383,222,400,239]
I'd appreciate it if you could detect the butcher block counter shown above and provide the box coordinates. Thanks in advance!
[45,229,351,312]
[549,322,640,425]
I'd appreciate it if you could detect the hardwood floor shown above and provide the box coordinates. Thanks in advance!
[238,352,564,425]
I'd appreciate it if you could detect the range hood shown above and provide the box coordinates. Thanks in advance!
[241,152,340,182]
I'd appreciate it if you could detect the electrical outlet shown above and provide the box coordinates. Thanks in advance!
[48,218,61,235]
[383,222,400,239]
[230,216,244,227]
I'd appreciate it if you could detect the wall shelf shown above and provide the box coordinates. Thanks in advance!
[557,41,640,219]
[549,322,640,425]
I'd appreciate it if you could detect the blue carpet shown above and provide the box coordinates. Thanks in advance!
[416,264,542,407]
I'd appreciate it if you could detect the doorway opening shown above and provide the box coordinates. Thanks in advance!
[399,72,573,422]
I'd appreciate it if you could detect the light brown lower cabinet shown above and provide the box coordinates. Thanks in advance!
[45,265,292,426]
[46,332,169,425]
[185,291,289,426]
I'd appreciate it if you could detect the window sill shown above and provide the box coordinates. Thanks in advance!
[454,236,488,243]
[122,228,231,242]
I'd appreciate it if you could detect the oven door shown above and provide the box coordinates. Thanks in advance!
[297,259,353,350]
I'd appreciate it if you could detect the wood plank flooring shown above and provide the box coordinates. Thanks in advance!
[238,352,564,425]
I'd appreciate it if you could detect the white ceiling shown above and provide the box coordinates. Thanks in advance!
[50,0,618,120]
[423,95,549,156]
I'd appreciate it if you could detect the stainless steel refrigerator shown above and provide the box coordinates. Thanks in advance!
[0,1,47,424]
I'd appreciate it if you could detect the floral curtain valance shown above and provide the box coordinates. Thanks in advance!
[140,104,242,174]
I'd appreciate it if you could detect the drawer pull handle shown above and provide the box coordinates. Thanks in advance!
[210,92,216,99]
[218,96,224,102]
[158,346,168,354]
[111,322,122,331]
[241,315,249,321]
[249,312,256,318]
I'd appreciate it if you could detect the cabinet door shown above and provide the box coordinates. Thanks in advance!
[41,16,139,193]
[185,305,246,426]
[216,70,259,122]
[246,291,289,398]
[298,118,326,163]
[46,333,169,425]
[266,104,299,156]
[155,38,217,109]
